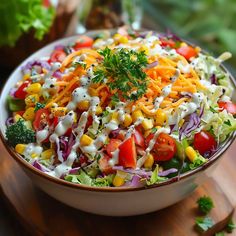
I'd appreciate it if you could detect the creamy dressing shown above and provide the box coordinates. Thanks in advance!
[23,143,43,160]
[36,127,49,143]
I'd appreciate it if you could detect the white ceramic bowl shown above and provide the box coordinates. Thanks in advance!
[0,31,235,216]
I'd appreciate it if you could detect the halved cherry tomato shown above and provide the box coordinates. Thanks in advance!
[218,101,236,115]
[193,131,217,156]
[73,36,93,50]
[99,154,114,175]
[160,39,176,48]
[176,46,197,60]
[33,108,51,130]
[118,136,137,168]
[43,0,51,7]
[14,81,30,99]
[134,128,145,148]
[105,139,122,157]
[84,116,93,132]
[146,133,176,161]
[50,49,67,63]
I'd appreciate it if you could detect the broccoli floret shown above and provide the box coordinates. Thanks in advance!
[5,119,36,147]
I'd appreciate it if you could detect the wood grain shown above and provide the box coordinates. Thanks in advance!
[0,141,235,236]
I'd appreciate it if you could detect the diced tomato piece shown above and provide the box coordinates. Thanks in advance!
[50,49,67,63]
[43,0,51,7]
[193,131,217,156]
[176,46,197,60]
[160,39,176,48]
[13,110,25,116]
[118,136,137,168]
[134,128,145,148]
[33,108,51,130]
[99,154,114,175]
[146,133,176,161]
[14,81,30,99]
[218,101,236,115]
[73,36,93,50]
[84,116,93,132]
[105,139,122,157]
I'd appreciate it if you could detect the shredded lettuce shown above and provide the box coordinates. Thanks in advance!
[0,0,55,47]
[146,165,167,186]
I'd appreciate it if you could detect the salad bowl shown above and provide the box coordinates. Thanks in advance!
[0,30,235,216]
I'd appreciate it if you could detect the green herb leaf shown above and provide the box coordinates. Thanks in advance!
[195,217,214,232]
[34,102,45,112]
[146,165,167,185]
[210,106,217,113]
[93,47,148,101]
[197,196,214,214]
[226,219,236,233]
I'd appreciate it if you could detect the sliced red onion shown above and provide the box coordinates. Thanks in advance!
[210,74,218,85]
[64,133,76,160]
[124,175,145,187]
[32,160,50,172]
[6,117,14,127]
[109,128,121,139]
[112,166,152,178]
[69,167,80,174]
[158,168,178,177]
[21,60,50,74]
[9,88,17,98]
[159,29,181,41]
[53,70,62,79]
[146,61,158,69]
[54,45,64,50]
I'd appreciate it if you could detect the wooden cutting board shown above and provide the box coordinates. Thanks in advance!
[0,141,235,236]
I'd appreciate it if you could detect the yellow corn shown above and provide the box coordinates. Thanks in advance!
[26,83,41,94]
[23,107,35,121]
[88,87,98,96]
[80,134,94,146]
[123,114,132,127]
[77,100,90,110]
[111,111,119,122]
[144,154,154,169]
[142,118,153,130]
[14,114,23,122]
[178,119,185,127]
[132,110,143,122]
[31,153,38,158]
[155,109,167,126]
[25,94,39,107]
[96,106,103,115]
[41,149,55,160]
[139,45,149,55]
[144,129,151,138]
[15,144,27,155]
[113,34,128,44]
[185,146,197,162]
[51,107,67,117]
[112,171,127,187]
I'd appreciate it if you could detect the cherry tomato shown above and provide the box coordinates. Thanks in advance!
[43,0,51,7]
[14,81,30,99]
[73,36,93,50]
[160,39,176,48]
[33,108,51,130]
[50,49,67,63]
[134,128,145,148]
[218,101,236,115]
[176,46,197,60]
[99,154,114,175]
[193,131,217,156]
[118,136,137,168]
[105,139,122,157]
[146,133,177,161]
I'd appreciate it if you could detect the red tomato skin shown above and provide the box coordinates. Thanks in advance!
[118,136,137,168]
[74,36,93,50]
[218,101,236,115]
[146,133,176,161]
[134,129,145,148]
[50,49,67,63]
[14,81,30,99]
[160,39,176,48]
[33,108,50,130]
[193,131,217,156]
[176,46,197,60]
[99,154,115,175]
[105,139,122,157]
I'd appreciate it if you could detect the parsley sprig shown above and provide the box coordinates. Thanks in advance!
[92,47,148,101]
[197,195,214,214]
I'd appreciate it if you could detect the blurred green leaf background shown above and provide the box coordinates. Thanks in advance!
[143,0,236,71]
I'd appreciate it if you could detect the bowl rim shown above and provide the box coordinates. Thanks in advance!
[0,30,236,192]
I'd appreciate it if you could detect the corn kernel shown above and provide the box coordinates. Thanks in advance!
[185,146,197,162]
[15,144,27,155]
[14,114,23,122]
[23,107,35,121]
[88,87,98,96]
[144,129,152,138]
[31,153,38,158]
[41,149,55,160]
[51,107,67,117]
[96,106,103,115]
[142,118,153,130]
[23,74,30,80]
[140,45,149,55]
[25,94,39,107]
[155,109,167,126]
[112,171,127,187]
[80,134,94,146]
[113,34,128,44]
[77,100,90,110]
[178,119,185,127]
[111,111,119,122]
[180,42,187,47]
[132,110,143,122]
[26,83,41,94]
[144,154,154,169]
[123,114,132,127]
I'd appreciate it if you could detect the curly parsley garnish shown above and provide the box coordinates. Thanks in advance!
[92,47,148,101]
[197,196,214,214]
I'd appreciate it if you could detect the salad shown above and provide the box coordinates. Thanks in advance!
[5,29,236,188]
